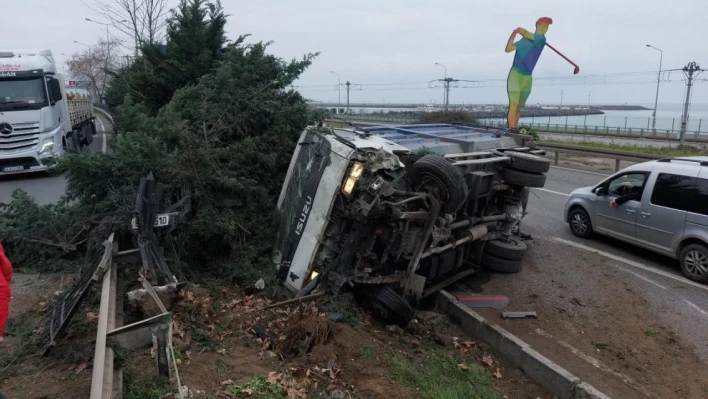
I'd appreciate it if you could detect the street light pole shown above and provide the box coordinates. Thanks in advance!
[434,63,447,110]
[330,71,341,112]
[646,45,663,132]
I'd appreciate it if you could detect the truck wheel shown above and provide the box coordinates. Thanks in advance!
[501,168,546,188]
[408,155,468,214]
[484,237,527,260]
[85,125,94,145]
[355,285,414,326]
[679,243,708,284]
[481,252,523,273]
[70,132,81,153]
[506,151,551,173]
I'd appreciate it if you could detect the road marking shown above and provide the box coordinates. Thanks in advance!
[96,115,105,133]
[683,299,708,318]
[551,237,708,292]
[619,268,667,289]
[534,328,651,396]
[550,165,610,177]
[533,188,569,197]
[96,117,108,154]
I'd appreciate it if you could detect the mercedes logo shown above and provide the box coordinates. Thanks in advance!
[0,123,12,135]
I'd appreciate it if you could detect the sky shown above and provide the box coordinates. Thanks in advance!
[3,0,707,110]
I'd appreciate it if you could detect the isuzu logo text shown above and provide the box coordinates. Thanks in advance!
[295,196,313,236]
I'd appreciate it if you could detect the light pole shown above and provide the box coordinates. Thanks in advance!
[646,44,663,132]
[434,62,447,110]
[330,71,341,112]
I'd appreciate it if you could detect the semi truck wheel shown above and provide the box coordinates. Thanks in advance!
[408,155,469,214]
[484,237,527,260]
[481,252,523,273]
[506,151,551,173]
[501,168,546,188]
[355,285,413,326]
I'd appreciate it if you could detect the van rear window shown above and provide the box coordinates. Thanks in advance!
[651,173,708,215]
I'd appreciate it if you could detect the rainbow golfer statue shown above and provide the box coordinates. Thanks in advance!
[505,17,553,130]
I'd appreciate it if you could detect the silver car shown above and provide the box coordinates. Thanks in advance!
[564,157,708,284]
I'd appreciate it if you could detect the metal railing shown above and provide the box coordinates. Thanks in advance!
[537,143,663,172]
[478,119,708,141]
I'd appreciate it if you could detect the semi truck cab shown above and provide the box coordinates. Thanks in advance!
[0,49,94,175]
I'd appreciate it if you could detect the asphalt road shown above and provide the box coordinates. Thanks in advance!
[0,114,112,205]
[525,166,708,360]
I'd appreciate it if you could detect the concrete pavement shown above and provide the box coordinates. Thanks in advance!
[454,165,708,397]
[0,113,112,204]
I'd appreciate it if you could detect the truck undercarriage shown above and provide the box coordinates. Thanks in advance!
[276,123,550,325]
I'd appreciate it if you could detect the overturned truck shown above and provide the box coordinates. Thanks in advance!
[274,123,550,325]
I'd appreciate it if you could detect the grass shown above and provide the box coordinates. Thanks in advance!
[541,139,706,157]
[644,328,658,337]
[391,354,502,399]
[225,376,286,398]
[123,367,171,399]
[0,312,43,376]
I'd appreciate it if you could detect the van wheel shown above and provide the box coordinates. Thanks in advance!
[568,208,592,238]
[354,285,413,327]
[679,244,708,284]
[408,155,468,214]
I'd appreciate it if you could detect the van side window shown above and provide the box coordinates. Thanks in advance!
[651,173,697,212]
[689,178,708,215]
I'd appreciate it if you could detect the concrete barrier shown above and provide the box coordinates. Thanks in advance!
[437,290,611,399]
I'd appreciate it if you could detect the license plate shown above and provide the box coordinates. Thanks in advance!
[131,214,171,230]
[2,165,25,172]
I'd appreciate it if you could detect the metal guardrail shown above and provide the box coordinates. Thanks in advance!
[538,143,662,172]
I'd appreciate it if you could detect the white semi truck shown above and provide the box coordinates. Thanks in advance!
[0,49,95,175]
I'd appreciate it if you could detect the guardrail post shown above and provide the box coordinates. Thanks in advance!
[615,159,621,172]
[554,151,559,166]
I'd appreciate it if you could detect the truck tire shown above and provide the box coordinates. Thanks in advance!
[408,155,468,214]
[70,132,81,153]
[506,151,551,173]
[355,285,414,326]
[502,168,546,188]
[484,237,527,260]
[84,125,94,145]
[481,252,523,273]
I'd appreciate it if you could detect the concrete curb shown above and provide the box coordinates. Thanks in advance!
[436,290,611,399]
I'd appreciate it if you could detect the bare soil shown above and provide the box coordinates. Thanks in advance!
[2,274,549,399]
[454,240,708,399]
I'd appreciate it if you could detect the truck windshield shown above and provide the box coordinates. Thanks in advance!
[0,77,47,110]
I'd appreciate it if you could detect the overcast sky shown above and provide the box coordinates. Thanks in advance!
[4,0,707,109]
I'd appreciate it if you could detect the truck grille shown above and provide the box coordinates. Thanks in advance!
[0,121,40,153]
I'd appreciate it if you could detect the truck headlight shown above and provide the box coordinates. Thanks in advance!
[38,138,55,155]
[342,162,364,195]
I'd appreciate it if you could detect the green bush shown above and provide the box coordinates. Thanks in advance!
[418,110,477,124]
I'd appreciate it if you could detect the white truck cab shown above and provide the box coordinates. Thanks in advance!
[0,49,95,175]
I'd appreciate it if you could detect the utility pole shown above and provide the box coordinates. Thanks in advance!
[679,61,703,145]
[434,63,447,110]
[330,71,341,112]
[342,81,362,118]
[560,90,564,108]
[646,45,663,132]
[429,77,480,111]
